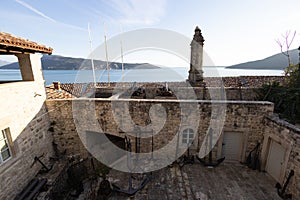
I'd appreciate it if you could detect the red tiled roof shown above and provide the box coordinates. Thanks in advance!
[0,32,53,55]
[46,84,74,99]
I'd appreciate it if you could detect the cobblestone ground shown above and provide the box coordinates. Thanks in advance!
[106,163,280,200]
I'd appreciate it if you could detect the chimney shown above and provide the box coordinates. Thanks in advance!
[53,81,61,90]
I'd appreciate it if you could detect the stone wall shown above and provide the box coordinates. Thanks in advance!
[223,88,257,100]
[0,103,53,200]
[0,54,54,200]
[55,82,258,101]
[195,87,257,100]
[46,99,273,169]
[55,76,279,101]
[262,115,300,200]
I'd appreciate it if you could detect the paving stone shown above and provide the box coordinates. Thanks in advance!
[105,163,281,200]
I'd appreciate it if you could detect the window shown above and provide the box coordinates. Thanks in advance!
[182,128,194,145]
[0,128,12,164]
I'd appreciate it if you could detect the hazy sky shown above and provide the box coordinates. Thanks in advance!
[1,0,300,66]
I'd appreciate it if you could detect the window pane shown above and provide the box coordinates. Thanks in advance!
[1,149,11,161]
[0,140,8,151]
[183,128,195,144]
[0,129,12,163]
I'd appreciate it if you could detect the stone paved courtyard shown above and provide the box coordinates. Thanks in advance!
[106,163,280,200]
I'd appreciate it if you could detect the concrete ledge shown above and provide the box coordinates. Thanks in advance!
[46,98,274,105]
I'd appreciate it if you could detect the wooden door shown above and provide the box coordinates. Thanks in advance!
[266,140,285,181]
[222,132,242,161]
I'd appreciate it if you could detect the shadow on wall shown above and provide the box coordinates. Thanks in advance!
[0,103,54,200]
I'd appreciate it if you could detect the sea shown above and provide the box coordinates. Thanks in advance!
[0,67,284,86]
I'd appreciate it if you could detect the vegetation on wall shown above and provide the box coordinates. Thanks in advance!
[256,63,300,124]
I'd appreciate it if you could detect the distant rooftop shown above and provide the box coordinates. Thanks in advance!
[45,76,285,100]
[0,32,53,55]
[46,84,74,99]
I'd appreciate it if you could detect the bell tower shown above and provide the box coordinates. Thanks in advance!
[188,26,205,86]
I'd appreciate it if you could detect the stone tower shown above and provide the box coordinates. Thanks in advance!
[188,26,205,86]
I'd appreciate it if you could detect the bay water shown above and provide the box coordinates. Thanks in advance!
[0,67,284,86]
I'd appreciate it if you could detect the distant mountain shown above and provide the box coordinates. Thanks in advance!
[227,49,299,70]
[0,55,160,70]
[0,59,10,67]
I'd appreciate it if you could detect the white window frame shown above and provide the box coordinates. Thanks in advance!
[182,128,194,145]
[0,128,12,164]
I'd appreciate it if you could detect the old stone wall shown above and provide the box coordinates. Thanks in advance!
[0,103,53,200]
[223,88,257,100]
[57,83,258,101]
[46,99,273,167]
[263,115,300,200]
[194,87,257,100]
[0,54,54,200]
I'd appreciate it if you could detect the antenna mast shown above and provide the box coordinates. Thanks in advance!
[88,23,97,88]
[103,22,110,87]
[120,24,124,82]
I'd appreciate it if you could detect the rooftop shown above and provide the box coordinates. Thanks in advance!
[45,84,74,99]
[45,76,285,99]
[0,32,53,55]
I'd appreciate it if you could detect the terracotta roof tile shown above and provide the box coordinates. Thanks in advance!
[0,32,53,54]
[46,84,75,99]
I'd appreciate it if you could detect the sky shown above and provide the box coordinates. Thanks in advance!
[1,0,300,66]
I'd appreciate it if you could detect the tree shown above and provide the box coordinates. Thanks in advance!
[256,63,300,124]
[257,31,300,124]
[285,63,300,87]
[275,30,296,70]
[256,80,300,124]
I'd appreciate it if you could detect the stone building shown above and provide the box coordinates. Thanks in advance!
[0,32,53,199]
[0,30,299,199]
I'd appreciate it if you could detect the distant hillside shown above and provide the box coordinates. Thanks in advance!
[0,55,160,70]
[227,49,299,70]
[0,59,10,67]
